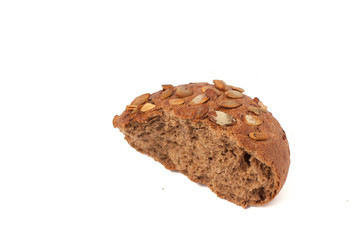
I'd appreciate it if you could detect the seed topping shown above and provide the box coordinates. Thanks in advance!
[213,80,227,90]
[208,111,236,126]
[225,90,243,99]
[126,105,138,110]
[258,101,268,111]
[161,88,174,99]
[231,86,245,93]
[248,106,261,115]
[169,98,185,105]
[218,100,242,108]
[175,87,193,98]
[162,84,174,90]
[140,103,156,112]
[193,104,209,119]
[131,93,150,105]
[189,94,209,105]
[242,115,263,126]
[249,132,270,141]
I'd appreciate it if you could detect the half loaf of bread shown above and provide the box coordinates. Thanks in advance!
[113,80,290,208]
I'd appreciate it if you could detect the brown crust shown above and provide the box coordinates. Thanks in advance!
[113,82,290,207]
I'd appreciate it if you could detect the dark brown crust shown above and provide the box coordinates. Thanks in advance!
[113,82,290,207]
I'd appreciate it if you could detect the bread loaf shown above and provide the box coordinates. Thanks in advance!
[113,80,290,208]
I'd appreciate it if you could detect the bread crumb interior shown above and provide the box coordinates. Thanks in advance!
[122,113,277,207]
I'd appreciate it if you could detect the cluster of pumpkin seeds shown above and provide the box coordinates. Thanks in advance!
[127,80,271,141]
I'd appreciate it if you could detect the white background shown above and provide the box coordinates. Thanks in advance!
[1,0,360,239]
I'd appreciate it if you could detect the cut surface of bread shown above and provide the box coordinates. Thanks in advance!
[123,112,276,206]
[113,81,290,208]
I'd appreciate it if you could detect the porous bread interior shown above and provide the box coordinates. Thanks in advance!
[122,113,278,207]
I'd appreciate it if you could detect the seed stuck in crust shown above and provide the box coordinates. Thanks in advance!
[208,111,236,126]
[169,98,185,105]
[161,88,174,99]
[131,93,150,105]
[189,94,209,105]
[204,88,221,100]
[140,103,156,112]
[213,80,227,90]
[248,106,261,115]
[162,84,174,90]
[193,104,209,119]
[201,86,209,93]
[218,100,242,108]
[258,101,268,111]
[253,97,267,111]
[249,132,270,141]
[225,90,243,99]
[242,115,263,126]
[231,86,245,93]
[175,87,193,98]
[202,86,221,94]
[126,105,138,110]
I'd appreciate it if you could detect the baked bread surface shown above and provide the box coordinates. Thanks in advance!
[113,81,290,207]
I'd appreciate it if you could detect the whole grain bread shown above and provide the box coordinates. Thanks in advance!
[113,80,290,208]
